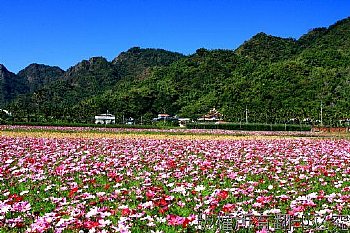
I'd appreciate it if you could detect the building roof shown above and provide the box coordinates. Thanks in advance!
[158,114,170,117]
[95,114,115,120]
[201,108,222,119]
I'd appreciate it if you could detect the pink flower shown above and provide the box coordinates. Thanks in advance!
[146,190,156,199]
[166,214,185,226]
[55,164,65,176]
[227,172,238,179]
[83,220,99,229]
[12,201,31,212]
[222,203,235,213]
[256,226,268,233]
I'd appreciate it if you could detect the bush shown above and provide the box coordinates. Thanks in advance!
[3,121,178,130]
[155,120,179,128]
[186,122,312,131]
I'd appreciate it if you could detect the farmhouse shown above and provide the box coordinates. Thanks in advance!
[94,113,115,124]
[0,109,11,116]
[178,118,191,127]
[152,113,171,121]
[197,108,223,121]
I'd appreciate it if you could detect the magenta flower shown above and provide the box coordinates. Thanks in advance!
[256,226,268,233]
[166,214,185,226]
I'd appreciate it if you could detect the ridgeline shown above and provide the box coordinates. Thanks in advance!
[1,17,350,125]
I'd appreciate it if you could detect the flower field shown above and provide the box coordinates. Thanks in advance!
[0,125,326,137]
[1,128,350,232]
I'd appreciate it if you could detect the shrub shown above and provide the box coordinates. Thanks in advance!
[186,122,311,131]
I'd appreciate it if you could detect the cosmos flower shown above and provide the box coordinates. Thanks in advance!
[1,127,350,231]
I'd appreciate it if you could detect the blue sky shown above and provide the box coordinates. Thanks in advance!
[1,0,349,73]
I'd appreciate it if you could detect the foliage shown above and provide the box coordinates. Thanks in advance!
[2,17,350,126]
[1,130,350,231]
[186,122,312,131]
[4,121,174,129]
[17,63,64,92]
[235,32,300,63]
[112,47,185,79]
[0,65,29,107]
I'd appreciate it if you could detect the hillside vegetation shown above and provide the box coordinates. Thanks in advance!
[1,17,350,125]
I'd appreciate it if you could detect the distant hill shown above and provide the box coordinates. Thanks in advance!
[0,64,28,107]
[1,16,350,125]
[3,48,185,122]
[235,32,300,62]
[112,47,185,79]
[17,63,64,92]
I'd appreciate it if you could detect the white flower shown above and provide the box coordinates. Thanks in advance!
[98,219,111,226]
[307,192,317,199]
[20,190,29,196]
[86,207,99,218]
[269,208,281,214]
[5,159,14,164]
[147,221,156,227]
[100,211,111,218]
[142,201,154,209]
[96,192,105,197]
[171,186,186,194]
[0,204,11,214]
[167,183,174,187]
[177,201,185,207]
[156,216,166,223]
[194,185,206,192]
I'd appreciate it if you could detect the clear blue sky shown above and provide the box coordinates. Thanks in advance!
[1,0,349,73]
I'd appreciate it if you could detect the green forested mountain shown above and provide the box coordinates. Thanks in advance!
[3,48,185,122]
[112,47,185,79]
[235,32,300,63]
[2,17,350,125]
[17,63,64,92]
[0,65,28,107]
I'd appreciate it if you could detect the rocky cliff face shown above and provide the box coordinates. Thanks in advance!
[0,64,11,79]
[112,47,185,78]
[1,16,349,123]
[65,57,111,76]
[17,63,64,92]
[0,64,29,106]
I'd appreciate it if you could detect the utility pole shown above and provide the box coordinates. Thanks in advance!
[320,101,323,126]
[245,106,248,124]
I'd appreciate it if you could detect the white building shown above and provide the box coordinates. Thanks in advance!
[197,108,223,121]
[94,113,115,124]
[178,118,191,127]
[0,109,11,116]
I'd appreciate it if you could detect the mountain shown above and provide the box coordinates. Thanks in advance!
[63,57,118,96]
[112,47,185,80]
[1,16,350,125]
[302,17,350,50]
[0,64,28,107]
[17,63,64,92]
[235,32,300,62]
[296,17,350,69]
[90,17,349,124]
[4,48,185,122]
